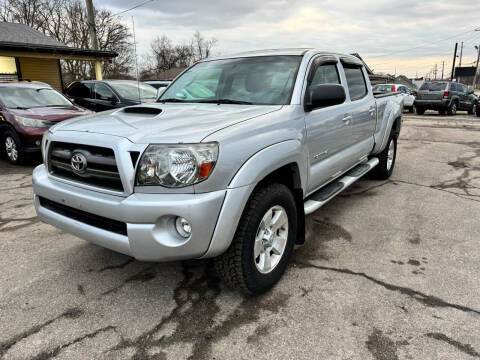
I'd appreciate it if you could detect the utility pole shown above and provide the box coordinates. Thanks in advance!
[433,64,438,80]
[441,61,445,80]
[459,41,464,66]
[451,42,458,80]
[473,45,480,90]
[85,0,99,50]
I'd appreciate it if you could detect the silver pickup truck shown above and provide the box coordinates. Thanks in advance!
[33,49,403,294]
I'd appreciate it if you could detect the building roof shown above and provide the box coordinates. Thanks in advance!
[0,22,117,58]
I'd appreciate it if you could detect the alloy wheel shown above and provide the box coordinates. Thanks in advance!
[253,205,289,274]
[386,139,395,171]
[5,136,18,162]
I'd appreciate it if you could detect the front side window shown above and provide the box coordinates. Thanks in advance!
[305,62,341,107]
[109,82,157,101]
[344,66,367,101]
[159,55,302,105]
[93,83,116,101]
[0,87,72,108]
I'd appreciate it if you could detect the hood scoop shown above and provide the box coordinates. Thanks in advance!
[122,107,162,116]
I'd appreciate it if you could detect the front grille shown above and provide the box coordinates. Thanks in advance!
[48,141,123,192]
[39,197,127,236]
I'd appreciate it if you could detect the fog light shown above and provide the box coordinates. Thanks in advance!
[175,217,191,238]
[35,140,41,146]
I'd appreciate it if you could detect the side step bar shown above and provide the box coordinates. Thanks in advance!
[304,157,379,215]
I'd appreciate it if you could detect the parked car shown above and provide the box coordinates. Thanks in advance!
[0,81,92,164]
[144,80,171,97]
[33,49,404,294]
[373,83,416,112]
[415,81,477,115]
[476,102,480,117]
[65,80,158,112]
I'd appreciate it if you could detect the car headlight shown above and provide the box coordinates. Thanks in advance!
[15,116,51,128]
[136,143,218,187]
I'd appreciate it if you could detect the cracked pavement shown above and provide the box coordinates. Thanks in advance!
[1,112,480,359]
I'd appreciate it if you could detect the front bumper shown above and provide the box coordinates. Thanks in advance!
[33,165,227,261]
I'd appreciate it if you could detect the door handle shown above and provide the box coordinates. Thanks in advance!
[369,107,376,117]
[342,115,353,125]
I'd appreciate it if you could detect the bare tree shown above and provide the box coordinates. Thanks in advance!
[143,31,217,80]
[0,0,134,81]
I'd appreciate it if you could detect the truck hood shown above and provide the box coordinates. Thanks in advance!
[53,103,282,143]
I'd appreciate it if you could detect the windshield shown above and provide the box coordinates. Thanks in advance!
[420,82,448,91]
[0,87,72,108]
[373,85,394,92]
[159,55,302,105]
[109,82,158,101]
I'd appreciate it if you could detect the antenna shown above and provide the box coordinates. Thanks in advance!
[132,16,141,103]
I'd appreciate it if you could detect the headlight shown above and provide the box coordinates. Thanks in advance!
[15,116,50,128]
[136,143,218,187]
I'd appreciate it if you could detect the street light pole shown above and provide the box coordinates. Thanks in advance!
[473,29,480,90]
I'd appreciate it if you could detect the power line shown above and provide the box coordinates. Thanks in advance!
[111,0,157,17]
[367,26,480,59]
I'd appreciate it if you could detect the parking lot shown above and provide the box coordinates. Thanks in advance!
[1,112,480,360]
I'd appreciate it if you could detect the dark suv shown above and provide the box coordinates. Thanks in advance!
[65,80,158,112]
[415,81,477,115]
[0,81,92,164]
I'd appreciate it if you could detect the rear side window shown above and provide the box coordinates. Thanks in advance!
[67,82,92,98]
[344,66,367,101]
[420,82,447,91]
[373,85,394,92]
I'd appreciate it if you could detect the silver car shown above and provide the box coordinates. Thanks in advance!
[33,49,403,294]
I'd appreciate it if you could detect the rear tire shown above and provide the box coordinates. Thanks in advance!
[214,183,297,295]
[371,132,397,180]
[2,130,23,165]
[416,106,425,115]
[408,105,415,113]
[447,101,457,116]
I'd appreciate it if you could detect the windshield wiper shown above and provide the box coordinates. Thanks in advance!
[158,98,187,103]
[198,99,254,105]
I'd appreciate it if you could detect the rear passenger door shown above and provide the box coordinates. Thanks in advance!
[338,59,376,168]
[303,55,349,192]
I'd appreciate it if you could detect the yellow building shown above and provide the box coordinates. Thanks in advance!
[0,22,117,90]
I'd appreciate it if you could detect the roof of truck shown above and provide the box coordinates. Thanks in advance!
[207,48,361,63]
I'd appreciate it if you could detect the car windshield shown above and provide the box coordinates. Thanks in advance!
[0,87,72,108]
[109,82,158,101]
[158,55,302,105]
[420,82,448,91]
[373,85,395,92]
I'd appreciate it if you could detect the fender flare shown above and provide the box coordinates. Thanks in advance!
[228,139,308,191]
[373,100,402,154]
[200,140,308,258]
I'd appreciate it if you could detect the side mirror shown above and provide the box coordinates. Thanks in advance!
[109,97,118,105]
[305,84,346,112]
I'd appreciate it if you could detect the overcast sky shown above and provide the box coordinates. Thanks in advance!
[101,0,480,78]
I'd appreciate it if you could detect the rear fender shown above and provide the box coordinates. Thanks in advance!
[372,97,402,154]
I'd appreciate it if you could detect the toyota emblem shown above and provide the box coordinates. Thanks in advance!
[71,152,87,174]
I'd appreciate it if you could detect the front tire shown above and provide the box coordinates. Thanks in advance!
[214,183,297,295]
[371,133,397,180]
[468,103,475,115]
[2,130,23,165]
[409,105,415,113]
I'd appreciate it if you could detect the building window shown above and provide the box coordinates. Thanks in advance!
[0,56,18,81]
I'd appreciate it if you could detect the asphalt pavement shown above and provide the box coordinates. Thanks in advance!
[1,111,480,360]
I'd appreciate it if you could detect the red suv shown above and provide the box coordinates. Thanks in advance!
[0,81,93,164]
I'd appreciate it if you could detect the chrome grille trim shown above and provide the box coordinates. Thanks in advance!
[48,141,124,192]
